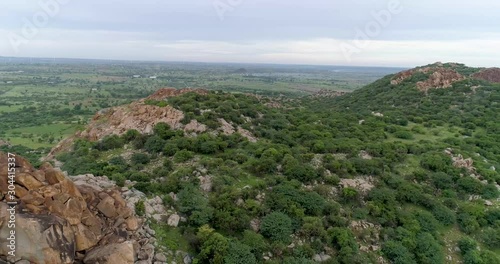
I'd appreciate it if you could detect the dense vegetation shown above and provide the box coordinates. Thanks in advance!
[54,65,500,264]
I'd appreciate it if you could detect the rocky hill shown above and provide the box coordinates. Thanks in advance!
[472,67,500,83]
[48,88,258,159]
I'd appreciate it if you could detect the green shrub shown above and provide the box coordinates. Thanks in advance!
[260,212,293,243]
[135,200,145,216]
[174,149,194,163]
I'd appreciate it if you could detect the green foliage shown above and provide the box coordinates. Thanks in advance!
[382,241,417,264]
[174,149,194,163]
[144,135,166,153]
[241,230,268,259]
[135,200,145,216]
[195,225,228,264]
[260,212,293,243]
[95,134,124,150]
[145,99,169,107]
[414,233,444,264]
[130,153,150,165]
[328,227,361,263]
[224,241,256,264]
[178,185,214,226]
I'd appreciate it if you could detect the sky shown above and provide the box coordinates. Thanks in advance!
[0,0,499,67]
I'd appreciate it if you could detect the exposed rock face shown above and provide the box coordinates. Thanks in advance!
[184,119,207,133]
[47,88,208,158]
[339,177,375,194]
[416,68,465,93]
[79,101,184,141]
[83,241,135,264]
[472,68,500,83]
[218,118,258,142]
[0,204,75,264]
[0,152,155,264]
[391,64,465,93]
[47,88,259,159]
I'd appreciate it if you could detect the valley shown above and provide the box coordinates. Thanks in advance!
[0,61,499,264]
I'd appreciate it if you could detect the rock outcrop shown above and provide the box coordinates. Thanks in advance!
[472,68,500,83]
[78,88,209,141]
[47,88,259,159]
[391,64,465,93]
[0,152,158,264]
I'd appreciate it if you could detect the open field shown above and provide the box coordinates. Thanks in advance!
[0,58,403,150]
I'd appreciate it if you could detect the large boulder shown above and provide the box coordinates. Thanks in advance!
[83,241,135,264]
[0,203,75,264]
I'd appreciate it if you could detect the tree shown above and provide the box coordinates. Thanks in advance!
[415,232,444,264]
[144,135,166,153]
[130,153,150,165]
[174,149,194,163]
[224,241,256,264]
[382,241,417,264]
[96,134,124,150]
[328,227,361,264]
[122,129,141,142]
[458,237,477,253]
[260,212,293,243]
[241,230,268,260]
[195,225,228,264]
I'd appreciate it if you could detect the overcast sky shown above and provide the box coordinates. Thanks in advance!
[1,0,499,67]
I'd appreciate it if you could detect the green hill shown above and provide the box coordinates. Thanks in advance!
[52,63,500,263]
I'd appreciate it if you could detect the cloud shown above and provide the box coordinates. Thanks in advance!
[0,0,499,66]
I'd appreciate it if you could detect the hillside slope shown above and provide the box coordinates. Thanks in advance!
[11,63,500,264]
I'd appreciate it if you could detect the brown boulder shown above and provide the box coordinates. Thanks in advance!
[81,209,103,236]
[0,202,75,264]
[13,184,29,199]
[45,169,67,185]
[58,179,83,198]
[125,216,139,231]
[39,162,54,171]
[21,190,45,206]
[16,172,44,190]
[38,184,61,198]
[73,224,99,251]
[45,197,85,225]
[32,170,46,182]
[83,241,135,264]
[109,190,127,208]
[97,196,118,218]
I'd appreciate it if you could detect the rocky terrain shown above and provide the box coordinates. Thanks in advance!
[390,64,465,93]
[47,88,257,159]
[390,62,500,94]
[0,152,182,264]
[472,67,500,83]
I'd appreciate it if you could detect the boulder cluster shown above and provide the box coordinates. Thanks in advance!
[391,65,465,93]
[0,152,162,264]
